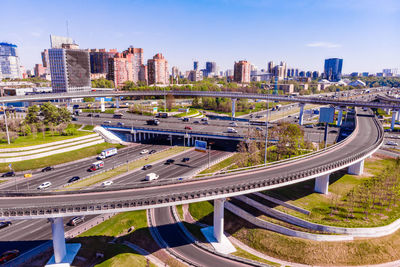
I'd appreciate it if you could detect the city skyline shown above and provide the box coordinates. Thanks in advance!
[0,0,399,73]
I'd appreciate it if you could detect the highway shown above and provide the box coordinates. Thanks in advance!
[0,110,382,213]
[152,207,249,267]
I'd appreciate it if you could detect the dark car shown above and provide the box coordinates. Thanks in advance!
[142,164,152,170]
[0,250,19,264]
[165,159,175,165]
[72,117,78,121]
[149,149,156,154]
[203,121,209,125]
[1,171,15,177]
[41,166,54,172]
[182,157,190,162]
[182,118,190,122]
[0,221,12,229]
[87,113,92,117]
[193,121,199,124]
[67,216,85,226]
[329,130,338,133]
[94,114,100,117]
[68,176,80,183]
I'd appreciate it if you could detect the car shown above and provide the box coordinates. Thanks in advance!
[104,120,111,124]
[0,221,12,229]
[24,173,32,178]
[329,130,338,133]
[182,157,190,162]
[67,216,85,226]
[255,127,263,131]
[386,141,398,146]
[229,122,238,126]
[203,121,209,125]
[72,117,78,121]
[68,176,80,183]
[117,122,125,127]
[201,117,208,121]
[184,126,192,130]
[1,171,15,177]
[41,166,54,172]
[140,149,149,154]
[149,149,156,154]
[305,125,314,128]
[182,117,190,122]
[165,159,175,165]
[102,180,113,187]
[87,113,92,117]
[0,250,19,264]
[94,114,100,117]
[193,121,199,124]
[142,164,153,170]
[37,181,52,190]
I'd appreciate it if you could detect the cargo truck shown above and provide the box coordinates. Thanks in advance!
[98,148,118,159]
[89,161,104,172]
[146,119,160,125]
[145,173,159,181]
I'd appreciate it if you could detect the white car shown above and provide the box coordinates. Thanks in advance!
[140,149,149,154]
[229,122,238,127]
[102,180,113,186]
[37,181,52,190]
[386,141,398,146]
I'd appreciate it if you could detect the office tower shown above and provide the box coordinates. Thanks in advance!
[188,70,203,81]
[267,61,275,74]
[312,71,320,79]
[205,61,217,76]
[193,61,199,71]
[48,38,91,93]
[147,53,169,85]
[107,53,133,88]
[306,71,312,78]
[277,61,287,80]
[123,46,143,83]
[90,49,118,76]
[171,66,179,79]
[324,58,343,81]
[50,35,74,48]
[233,60,251,83]
[299,71,305,77]
[0,42,22,79]
[295,68,299,77]
[362,72,369,77]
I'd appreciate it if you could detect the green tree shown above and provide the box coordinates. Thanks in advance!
[40,102,60,125]
[25,105,40,124]
[83,97,95,102]
[91,78,114,88]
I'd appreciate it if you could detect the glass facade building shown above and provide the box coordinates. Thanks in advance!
[324,58,343,81]
[0,42,22,79]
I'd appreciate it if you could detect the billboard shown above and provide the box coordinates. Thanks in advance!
[153,107,158,114]
[195,140,207,153]
[319,107,335,123]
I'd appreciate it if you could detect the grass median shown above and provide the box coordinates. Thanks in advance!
[63,146,190,189]
[0,143,123,173]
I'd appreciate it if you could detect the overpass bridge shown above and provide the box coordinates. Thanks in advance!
[0,109,383,265]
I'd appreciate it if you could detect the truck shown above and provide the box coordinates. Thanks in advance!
[275,104,282,110]
[98,148,117,159]
[89,161,104,172]
[145,173,159,181]
[146,119,160,125]
[156,112,168,118]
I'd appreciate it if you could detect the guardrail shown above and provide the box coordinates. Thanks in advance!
[0,113,384,218]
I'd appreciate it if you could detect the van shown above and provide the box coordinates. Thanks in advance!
[145,173,159,181]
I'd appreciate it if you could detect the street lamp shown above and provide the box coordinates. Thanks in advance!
[264,95,269,165]
[2,103,10,144]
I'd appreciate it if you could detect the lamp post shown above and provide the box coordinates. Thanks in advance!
[264,95,269,165]
[2,103,10,144]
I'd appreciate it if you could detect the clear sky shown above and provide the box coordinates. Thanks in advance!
[1,0,399,74]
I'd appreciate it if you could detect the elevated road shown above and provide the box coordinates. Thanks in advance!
[0,109,383,219]
[1,90,400,109]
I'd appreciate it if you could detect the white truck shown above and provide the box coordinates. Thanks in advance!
[145,173,159,181]
[98,148,117,159]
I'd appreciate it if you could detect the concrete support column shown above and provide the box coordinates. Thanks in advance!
[231,98,237,118]
[337,107,344,126]
[299,103,305,125]
[314,174,330,194]
[100,98,105,112]
[213,198,225,243]
[51,217,66,264]
[133,132,137,142]
[116,97,120,109]
[397,110,400,121]
[391,111,397,131]
[348,159,365,175]
[386,108,391,115]
[138,132,141,142]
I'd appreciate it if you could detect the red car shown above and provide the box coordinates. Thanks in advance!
[184,126,192,130]
[0,250,19,263]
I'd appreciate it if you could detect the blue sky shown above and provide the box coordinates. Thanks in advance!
[1,0,399,74]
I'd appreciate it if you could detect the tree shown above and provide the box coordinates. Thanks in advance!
[91,78,114,88]
[25,105,40,124]
[58,107,72,123]
[166,94,175,111]
[40,102,60,125]
[83,97,95,102]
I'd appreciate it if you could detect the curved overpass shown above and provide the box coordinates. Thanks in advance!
[0,110,383,220]
[1,90,400,109]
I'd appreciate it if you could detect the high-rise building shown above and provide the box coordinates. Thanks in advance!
[48,39,91,93]
[123,47,143,83]
[205,61,217,76]
[324,58,343,81]
[0,42,22,79]
[50,35,74,48]
[268,61,287,80]
[306,71,312,78]
[139,64,148,83]
[312,71,320,79]
[233,60,251,83]
[90,49,118,76]
[267,61,275,74]
[295,69,299,77]
[107,53,133,88]
[193,61,199,71]
[188,70,203,82]
[171,66,179,79]
[147,53,169,85]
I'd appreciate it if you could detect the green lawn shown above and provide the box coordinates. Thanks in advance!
[232,247,281,267]
[74,210,155,267]
[0,130,93,148]
[63,146,189,189]
[174,108,199,118]
[82,125,95,131]
[0,143,123,173]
